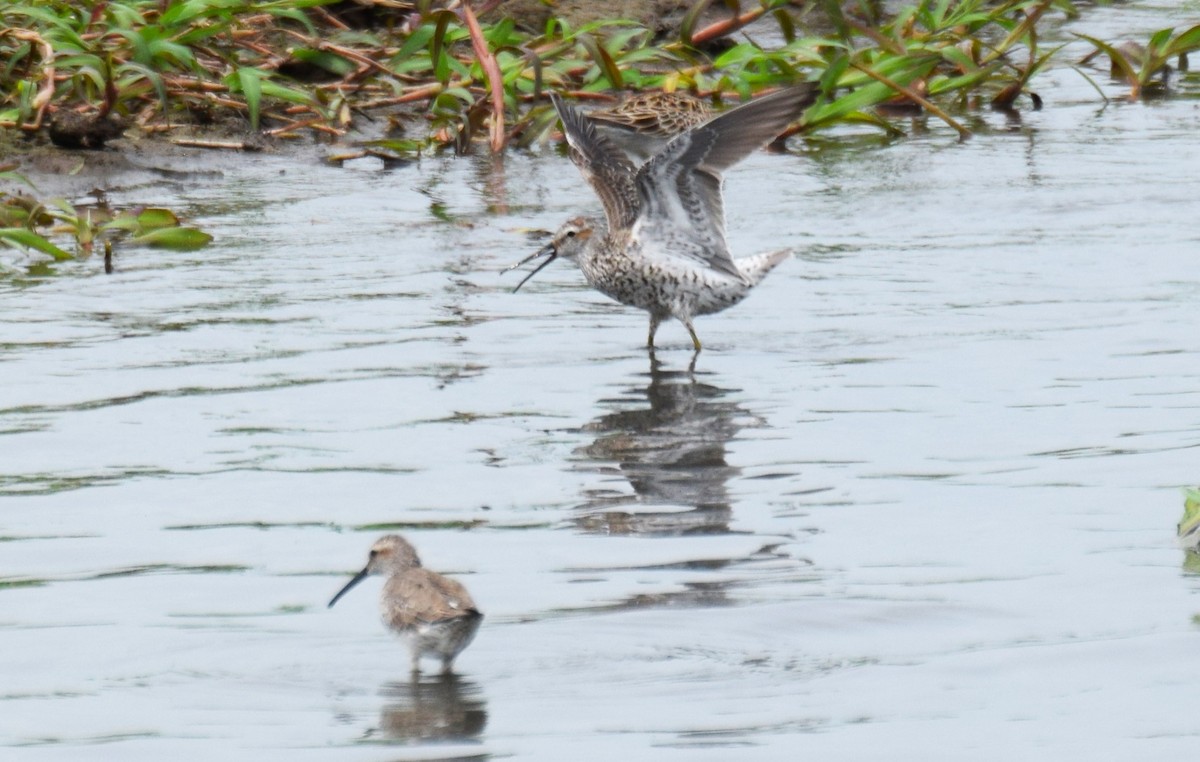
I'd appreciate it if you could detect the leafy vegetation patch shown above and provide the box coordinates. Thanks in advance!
[1,162,213,269]
[3,1,1199,271]
[3,0,1197,157]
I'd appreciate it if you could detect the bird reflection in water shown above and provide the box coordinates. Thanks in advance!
[375,673,488,746]
[572,351,761,536]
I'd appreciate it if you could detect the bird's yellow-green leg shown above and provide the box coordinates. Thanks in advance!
[647,314,661,348]
[683,318,702,352]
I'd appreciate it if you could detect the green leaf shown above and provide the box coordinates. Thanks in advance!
[290,48,356,77]
[259,79,317,107]
[806,72,920,128]
[713,42,760,69]
[1165,24,1200,57]
[235,67,263,130]
[136,208,181,230]
[362,138,424,158]
[927,62,1000,95]
[772,8,796,43]
[99,214,140,233]
[819,52,849,95]
[939,45,978,73]
[1073,33,1140,90]
[267,8,318,36]
[1180,487,1200,546]
[678,0,710,46]
[835,110,906,136]
[0,228,73,260]
[1147,27,1175,59]
[147,38,196,70]
[394,23,437,63]
[431,10,457,85]
[131,227,213,250]
[117,61,169,114]
[578,33,623,89]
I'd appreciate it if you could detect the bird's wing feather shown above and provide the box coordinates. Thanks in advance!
[385,571,478,629]
[551,92,640,230]
[632,84,818,280]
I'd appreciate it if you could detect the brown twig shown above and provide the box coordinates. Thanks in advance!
[206,95,249,111]
[321,42,397,78]
[311,4,351,31]
[308,122,347,137]
[171,137,261,150]
[849,61,972,140]
[359,82,448,109]
[162,75,228,93]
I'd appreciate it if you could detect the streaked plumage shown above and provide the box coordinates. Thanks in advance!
[512,84,818,351]
[585,91,713,164]
[329,534,482,675]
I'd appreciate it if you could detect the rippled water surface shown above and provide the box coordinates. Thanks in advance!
[4,5,1200,760]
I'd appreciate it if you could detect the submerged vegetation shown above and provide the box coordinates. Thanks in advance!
[2,1,1199,266]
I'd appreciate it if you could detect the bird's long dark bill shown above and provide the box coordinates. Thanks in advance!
[505,243,557,292]
[328,567,369,608]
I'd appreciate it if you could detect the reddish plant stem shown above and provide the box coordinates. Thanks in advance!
[690,5,770,46]
[459,1,506,152]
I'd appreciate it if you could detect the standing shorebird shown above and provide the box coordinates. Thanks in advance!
[585,90,713,164]
[516,91,712,291]
[329,534,482,675]
[509,84,817,351]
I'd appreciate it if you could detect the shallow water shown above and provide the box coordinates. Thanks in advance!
[4,3,1200,760]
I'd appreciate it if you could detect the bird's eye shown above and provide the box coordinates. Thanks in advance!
[368,550,378,558]
[566,230,576,238]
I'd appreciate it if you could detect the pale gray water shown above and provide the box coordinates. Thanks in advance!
[4,3,1200,760]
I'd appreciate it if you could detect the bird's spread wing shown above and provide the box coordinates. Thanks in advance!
[632,84,818,280]
[551,92,640,230]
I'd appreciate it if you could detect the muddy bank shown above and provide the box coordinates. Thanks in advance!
[0,0,847,204]
[1,131,297,200]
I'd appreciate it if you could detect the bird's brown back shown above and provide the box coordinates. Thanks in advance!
[382,568,478,630]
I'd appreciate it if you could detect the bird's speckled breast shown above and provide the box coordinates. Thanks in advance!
[579,240,754,318]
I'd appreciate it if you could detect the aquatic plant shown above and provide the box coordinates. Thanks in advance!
[2,0,1188,153]
[0,0,328,136]
[1180,487,1200,552]
[0,165,212,270]
[1076,25,1200,99]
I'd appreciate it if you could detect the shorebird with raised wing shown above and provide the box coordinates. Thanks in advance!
[509,84,817,351]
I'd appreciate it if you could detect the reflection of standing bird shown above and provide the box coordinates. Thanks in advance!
[329,535,482,675]
[512,84,817,351]
[378,675,488,741]
[574,355,750,535]
[585,91,714,164]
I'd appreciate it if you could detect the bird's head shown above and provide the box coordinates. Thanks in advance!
[506,216,597,292]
